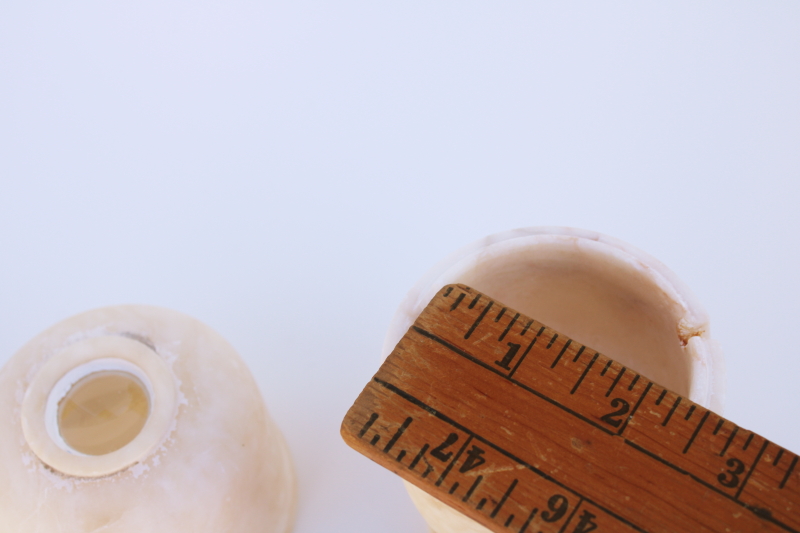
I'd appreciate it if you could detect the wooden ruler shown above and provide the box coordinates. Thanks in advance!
[341,284,799,533]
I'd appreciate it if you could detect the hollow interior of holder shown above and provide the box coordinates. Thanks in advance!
[57,370,150,456]
[460,241,692,397]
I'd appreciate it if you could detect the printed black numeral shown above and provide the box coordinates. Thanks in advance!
[459,445,486,473]
[495,342,521,370]
[718,457,745,488]
[431,433,459,462]
[541,494,569,522]
[572,510,599,533]
[600,398,630,428]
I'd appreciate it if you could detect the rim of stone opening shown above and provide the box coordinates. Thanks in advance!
[46,359,153,456]
[21,335,178,478]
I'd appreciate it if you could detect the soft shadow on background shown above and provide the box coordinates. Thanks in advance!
[1,3,798,532]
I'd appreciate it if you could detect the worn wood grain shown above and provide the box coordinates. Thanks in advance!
[342,284,799,533]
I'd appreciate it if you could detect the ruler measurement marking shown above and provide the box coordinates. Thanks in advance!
[358,412,379,438]
[618,381,653,435]
[546,333,559,349]
[736,439,770,500]
[684,405,696,421]
[781,456,798,489]
[465,302,494,339]
[372,378,616,512]
[396,450,407,462]
[683,410,710,454]
[508,327,546,378]
[370,434,380,446]
[569,352,600,394]
[606,367,626,397]
[462,475,484,502]
[550,339,573,369]
[713,418,725,435]
[451,293,466,311]
[495,307,507,322]
[520,320,533,336]
[743,433,754,451]
[498,313,520,341]
[504,514,515,527]
[443,287,453,297]
[558,498,584,533]
[655,389,667,405]
[435,435,473,487]
[491,478,518,518]
[409,444,429,470]
[469,294,482,309]
[662,397,682,427]
[449,482,459,494]
[571,345,586,363]
[623,438,796,532]
[600,360,612,376]
[370,376,650,533]
[774,449,785,466]
[518,508,538,533]
[412,326,615,436]
[383,416,413,453]
[720,427,740,456]
[477,498,488,510]
[570,353,599,395]
[628,374,640,391]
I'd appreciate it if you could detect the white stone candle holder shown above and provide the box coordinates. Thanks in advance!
[382,227,725,533]
[0,305,295,533]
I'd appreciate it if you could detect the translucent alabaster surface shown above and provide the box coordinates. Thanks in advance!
[0,306,295,533]
[383,227,725,533]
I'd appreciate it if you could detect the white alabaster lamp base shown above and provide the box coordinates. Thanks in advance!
[0,306,295,533]
[383,227,725,533]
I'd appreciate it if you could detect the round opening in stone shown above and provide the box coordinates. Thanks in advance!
[57,370,150,456]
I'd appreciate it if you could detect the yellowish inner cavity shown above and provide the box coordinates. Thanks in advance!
[58,371,150,456]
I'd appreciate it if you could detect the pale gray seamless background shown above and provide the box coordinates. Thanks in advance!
[1,3,799,532]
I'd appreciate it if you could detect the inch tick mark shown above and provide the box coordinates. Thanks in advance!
[655,389,667,406]
[358,413,379,438]
[462,475,484,502]
[464,301,494,339]
[546,333,559,349]
[550,339,573,369]
[606,367,626,397]
[451,293,466,311]
[571,353,599,395]
[498,313,520,341]
[468,294,482,309]
[720,426,739,457]
[409,444,429,470]
[780,456,798,489]
[662,397,682,427]
[774,448,785,466]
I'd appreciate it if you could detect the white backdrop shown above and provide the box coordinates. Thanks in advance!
[1,3,799,532]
